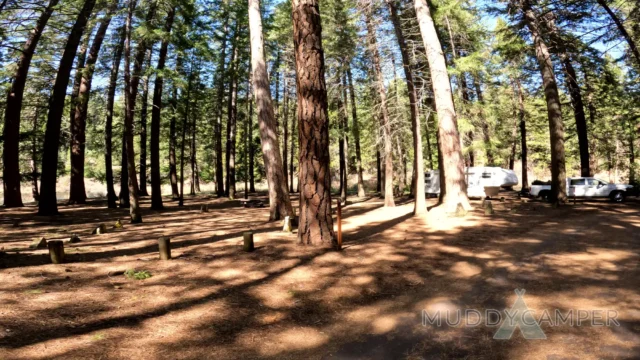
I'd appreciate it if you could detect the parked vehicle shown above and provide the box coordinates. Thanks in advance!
[425,167,518,198]
[529,177,633,202]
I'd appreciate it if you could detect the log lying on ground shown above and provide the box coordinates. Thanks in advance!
[48,240,65,264]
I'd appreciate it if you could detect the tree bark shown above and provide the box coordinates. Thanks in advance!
[179,68,194,207]
[340,73,350,202]
[249,0,294,221]
[364,4,395,207]
[226,22,239,199]
[336,79,347,203]
[150,6,176,210]
[562,55,591,176]
[214,0,230,197]
[414,0,470,212]
[515,78,529,192]
[282,66,289,191]
[31,108,40,202]
[290,100,296,193]
[346,66,365,197]
[3,0,59,208]
[70,0,118,205]
[39,0,97,216]
[138,47,153,196]
[387,0,425,214]
[105,25,125,209]
[521,1,567,203]
[292,0,335,246]
[122,0,143,222]
[168,86,180,199]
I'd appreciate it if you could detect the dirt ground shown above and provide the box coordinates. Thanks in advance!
[0,192,639,360]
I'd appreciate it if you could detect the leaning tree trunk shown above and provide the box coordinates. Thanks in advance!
[39,0,97,216]
[150,6,176,210]
[521,1,566,204]
[3,0,59,208]
[562,55,590,177]
[70,0,118,205]
[249,0,294,221]
[105,25,125,209]
[596,0,640,69]
[346,67,365,197]
[364,5,395,207]
[413,0,470,212]
[387,0,425,214]
[138,48,153,196]
[122,0,143,222]
[292,0,335,246]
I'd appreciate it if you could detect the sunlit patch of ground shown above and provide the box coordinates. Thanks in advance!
[0,192,639,359]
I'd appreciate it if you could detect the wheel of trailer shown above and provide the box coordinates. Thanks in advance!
[610,191,625,203]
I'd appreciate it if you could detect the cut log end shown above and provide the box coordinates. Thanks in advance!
[158,237,171,260]
[48,240,65,264]
[243,232,254,252]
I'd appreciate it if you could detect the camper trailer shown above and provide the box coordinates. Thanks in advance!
[425,167,519,198]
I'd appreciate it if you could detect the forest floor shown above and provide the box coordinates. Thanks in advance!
[0,192,639,359]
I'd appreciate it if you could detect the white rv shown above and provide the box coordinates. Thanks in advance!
[425,167,518,198]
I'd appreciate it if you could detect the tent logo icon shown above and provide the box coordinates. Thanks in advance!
[494,289,546,340]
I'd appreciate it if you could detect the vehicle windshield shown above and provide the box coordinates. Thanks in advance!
[596,179,609,185]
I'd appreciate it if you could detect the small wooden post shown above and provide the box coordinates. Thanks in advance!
[158,237,171,260]
[243,232,254,252]
[337,200,343,251]
[48,240,65,264]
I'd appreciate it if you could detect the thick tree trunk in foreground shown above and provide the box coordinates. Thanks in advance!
[387,0,425,214]
[39,0,97,216]
[292,0,335,246]
[290,101,296,193]
[249,0,294,221]
[168,86,180,199]
[364,5,395,207]
[346,67,365,197]
[105,26,125,209]
[414,0,470,212]
[70,0,117,205]
[122,0,143,222]
[3,0,59,208]
[521,1,566,203]
[150,6,176,210]
[514,77,529,192]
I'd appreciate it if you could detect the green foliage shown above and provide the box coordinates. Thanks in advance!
[124,269,152,280]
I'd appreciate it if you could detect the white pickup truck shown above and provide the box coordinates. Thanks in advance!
[530,177,633,202]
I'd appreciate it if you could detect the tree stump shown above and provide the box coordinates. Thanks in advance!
[483,200,494,215]
[282,216,296,232]
[68,234,81,243]
[29,237,47,249]
[158,237,171,260]
[92,224,107,235]
[454,203,467,217]
[48,240,65,264]
[201,204,209,213]
[243,232,254,252]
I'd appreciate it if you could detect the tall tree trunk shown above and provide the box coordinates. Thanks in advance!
[473,76,494,165]
[387,0,425,214]
[562,56,591,176]
[3,0,59,208]
[245,75,252,199]
[31,108,40,202]
[226,24,239,199]
[364,5,395,207]
[340,73,350,202]
[67,33,91,204]
[214,0,230,197]
[336,81,347,202]
[376,149,381,193]
[179,68,193,206]
[105,25,125,209]
[292,0,335,246]
[521,1,567,204]
[138,48,152,196]
[70,0,117,205]
[168,86,180,199]
[420,98,435,170]
[595,0,640,69]
[249,0,294,221]
[514,78,529,192]
[282,66,289,191]
[150,6,176,210]
[290,100,296,193]
[346,66,365,197]
[248,73,256,194]
[119,129,130,207]
[414,0,470,212]
[39,0,97,216]
[190,98,197,196]
[122,0,145,222]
